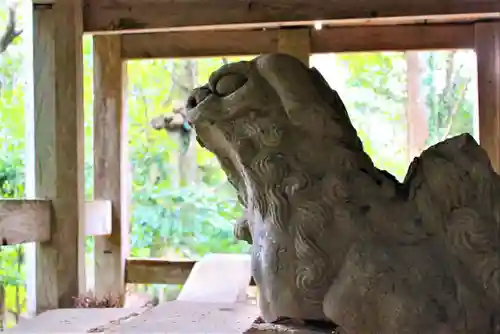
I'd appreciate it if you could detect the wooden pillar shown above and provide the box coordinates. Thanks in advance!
[32,0,86,312]
[93,35,129,302]
[475,22,500,172]
[24,0,37,317]
[277,28,311,66]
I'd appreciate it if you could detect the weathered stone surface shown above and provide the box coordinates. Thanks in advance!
[245,318,337,333]
[186,53,500,334]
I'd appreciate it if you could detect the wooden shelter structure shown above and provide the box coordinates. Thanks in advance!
[1,0,500,331]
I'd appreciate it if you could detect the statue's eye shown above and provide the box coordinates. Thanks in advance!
[214,73,247,97]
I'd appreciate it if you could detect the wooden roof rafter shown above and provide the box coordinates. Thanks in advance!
[121,24,475,60]
[83,0,500,34]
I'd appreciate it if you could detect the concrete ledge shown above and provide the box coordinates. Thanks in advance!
[6,307,145,333]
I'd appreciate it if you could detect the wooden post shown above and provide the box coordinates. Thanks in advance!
[277,28,311,66]
[93,35,129,302]
[475,22,500,172]
[23,0,37,316]
[32,1,86,312]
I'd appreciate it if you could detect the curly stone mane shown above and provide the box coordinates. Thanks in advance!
[185,53,500,334]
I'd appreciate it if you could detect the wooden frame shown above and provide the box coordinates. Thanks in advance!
[84,200,113,236]
[93,35,129,302]
[125,258,195,285]
[0,200,50,245]
[83,0,500,34]
[121,24,475,60]
[125,258,258,286]
[475,22,500,173]
[0,200,112,246]
[32,1,86,312]
[22,0,500,323]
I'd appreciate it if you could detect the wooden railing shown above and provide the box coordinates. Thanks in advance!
[124,258,256,286]
[0,196,246,329]
[0,199,113,329]
[0,199,113,245]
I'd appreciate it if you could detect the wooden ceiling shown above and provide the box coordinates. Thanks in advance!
[81,0,500,34]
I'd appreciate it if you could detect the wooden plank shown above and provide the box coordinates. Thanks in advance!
[111,301,259,333]
[0,200,51,245]
[125,258,195,285]
[84,200,112,236]
[0,199,111,245]
[125,258,258,286]
[33,1,86,312]
[177,254,252,303]
[83,0,500,34]
[278,28,311,65]
[120,24,474,60]
[24,0,38,317]
[475,22,500,172]
[93,35,129,302]
[5,307,145,333]
[311,24,475,53]
[121,29,277,59]
[405,51,429,162]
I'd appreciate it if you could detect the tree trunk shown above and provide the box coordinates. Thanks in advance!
[405,51,429,162]
[178,60,198,187]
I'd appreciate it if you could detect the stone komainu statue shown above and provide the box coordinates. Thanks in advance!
[185,53,500,334]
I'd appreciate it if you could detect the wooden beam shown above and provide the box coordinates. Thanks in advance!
[278,28,311,65]
[84,200,113,236]
[405,51,429,163]
[33,0,85,312]
[24,0,37,317]
[83,0,500,34]
[0,200,110,246]
[93,35,129,302]
[475,22,500,172]
[311,24,475,53]
[120,24,475,60]
[0,200,51,245]
[125,258,257,285]
[121,30,278,59]
[125,258,195,285]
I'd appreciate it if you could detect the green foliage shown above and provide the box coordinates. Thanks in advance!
[334,52,408,179]
[131,184,247,259]
[0,2,28,322]
[421,51,476,144]
[333,50,477,180]
[122,56,254,261]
